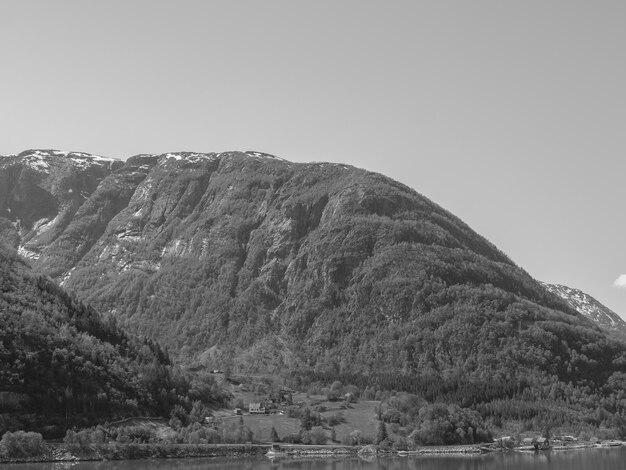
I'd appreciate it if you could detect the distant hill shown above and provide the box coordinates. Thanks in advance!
[3,149,626,429]
[541,282,626,340]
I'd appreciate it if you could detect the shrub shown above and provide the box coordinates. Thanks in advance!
[282,433,302,444]
[63,428,102,450]
[221,421,253,443]
[125,425,156,443]
[204,428,221,444]
[302,426,327,445]
[115,428,131,444]
[382,409,402,423]
[346,429,362,446]
[325,412,346,426]
[0,431,43,458]
[379,438,393,450]
[392,436,409,451]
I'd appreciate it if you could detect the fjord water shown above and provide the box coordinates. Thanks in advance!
[3,448,626,470]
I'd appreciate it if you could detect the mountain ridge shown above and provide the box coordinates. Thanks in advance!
[1,149,623,387]
[541,282,626,340]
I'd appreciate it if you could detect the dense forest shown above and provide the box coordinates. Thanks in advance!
[0,244,226,437]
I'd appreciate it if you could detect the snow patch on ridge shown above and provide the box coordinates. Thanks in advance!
[59,267,77,287]
[18,246,40,260]
[117,233,143,243]
[24,155,50,172]
[244,151,288,162]
[542,282,625,331]
[14,150,116,172]
[162,239,187,257]
[200,238,210,258]
[160,152,220,164]
[32,214,62,235]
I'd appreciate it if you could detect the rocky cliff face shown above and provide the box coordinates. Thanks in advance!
[541,282,626,340]
[2,149,624,386]
[0,149,123,266]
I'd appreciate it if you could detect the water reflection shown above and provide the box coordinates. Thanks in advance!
[2,448,626,470]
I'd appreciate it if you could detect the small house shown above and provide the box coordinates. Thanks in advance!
[496,436,513,447]
[234,408,242,415]
[533,437,550,450]
[249,402,266,414]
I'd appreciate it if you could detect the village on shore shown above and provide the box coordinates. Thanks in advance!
[2,372,625,464]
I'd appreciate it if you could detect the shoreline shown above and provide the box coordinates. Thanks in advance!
[1,440,624,464]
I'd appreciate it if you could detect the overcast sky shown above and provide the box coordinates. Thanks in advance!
[2,1,625,317]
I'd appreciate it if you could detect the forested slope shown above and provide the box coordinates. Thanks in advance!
[0,244,223,437]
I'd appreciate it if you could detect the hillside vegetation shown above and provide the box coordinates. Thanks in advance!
[2,150,626,432]
[0,244,225,437]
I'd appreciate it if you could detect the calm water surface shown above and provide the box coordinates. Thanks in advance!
[3,448,626,470]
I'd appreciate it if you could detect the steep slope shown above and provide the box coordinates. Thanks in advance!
[2,150,626,410]
[541,282,626,340]
[0,149,123,266]
[0,243,218,437]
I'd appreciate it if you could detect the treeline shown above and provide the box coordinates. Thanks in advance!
[293,371,527,407]
[292,367,626,432]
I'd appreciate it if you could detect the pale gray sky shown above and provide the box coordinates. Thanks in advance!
[2,1,625,317]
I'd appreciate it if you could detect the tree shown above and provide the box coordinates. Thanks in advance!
[376,420,388,445]
[306,426,328,445]
[348,430,362,446]
[169,404,188,429]
[301,407,313,431]
[270,426,280,442]
[542,424,552,440]
[188,400,209,424]
[327,381,344,401]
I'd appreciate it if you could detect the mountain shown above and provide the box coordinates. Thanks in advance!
[541,282,626,340]
[0,241,221,437]
[2,149,626,427]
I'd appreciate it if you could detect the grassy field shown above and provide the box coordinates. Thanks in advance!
[217,376,382,443]
[219,399,380,443]
[319,400,380,442]
[222,414,300,442]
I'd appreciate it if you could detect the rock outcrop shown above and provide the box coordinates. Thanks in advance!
[541,282,626,340]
